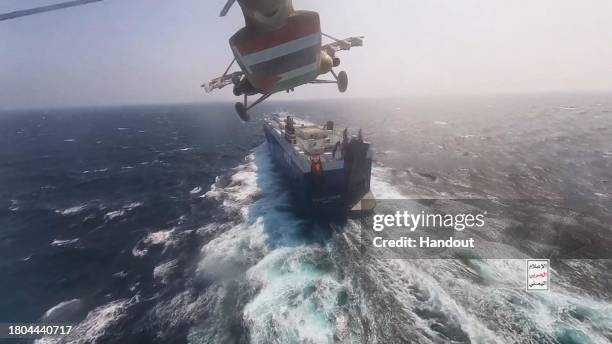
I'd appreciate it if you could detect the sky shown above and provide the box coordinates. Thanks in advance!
[1,0,611,109]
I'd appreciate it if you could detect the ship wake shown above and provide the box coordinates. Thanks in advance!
[188,143,345,343]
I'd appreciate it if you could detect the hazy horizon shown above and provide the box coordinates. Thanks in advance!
[2,0,612,109]
[2,90,609,113]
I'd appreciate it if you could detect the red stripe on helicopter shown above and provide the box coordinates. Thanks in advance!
[233,13,321,56]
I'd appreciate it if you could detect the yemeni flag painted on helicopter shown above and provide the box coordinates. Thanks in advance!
[230,12,322,93]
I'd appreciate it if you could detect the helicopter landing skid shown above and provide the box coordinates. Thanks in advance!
[309,70,348,93]
[235,93,272,122]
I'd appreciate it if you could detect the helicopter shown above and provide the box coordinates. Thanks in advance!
[1,0,364,121]
[204,0,364,121]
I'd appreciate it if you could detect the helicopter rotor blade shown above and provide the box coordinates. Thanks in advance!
[219,0,236,17]
[0,0,103,21]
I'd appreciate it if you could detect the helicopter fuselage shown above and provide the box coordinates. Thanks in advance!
[230,10,325,95]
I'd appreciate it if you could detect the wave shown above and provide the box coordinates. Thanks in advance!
[82,168,110,174]
[370,166,407,199]
[132,229,177,257]
[42,299,82,322]
[8,199,19,212]
[35,296,139,344]
[104,202,143,221]
[153,259,179,285]
[56,205,87,216]
[113,271,128,278]
[50,238,80,247]
[123,202,143,210]
[104,210,126,221]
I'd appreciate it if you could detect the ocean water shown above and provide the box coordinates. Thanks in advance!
[1,96,611,343]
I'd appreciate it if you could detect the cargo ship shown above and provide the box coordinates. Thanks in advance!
[263,114,375,216]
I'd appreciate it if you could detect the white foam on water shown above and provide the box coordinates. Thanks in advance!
[113,271,128,278]
[370,257,612,343]
[197,218,268,279]
[154,259,178,285]
[468,259,612,343]
[242,246,341,343]
[123,202,143,210]
[132,247,147,257]
[129,282,140,292]
[68,297,136,342]
[132,229,177,257]
[144,229,175,245]
[50,238,80,247]
[104,202,143,221]
[56,205,87,216]
[9,199,20,212]
[36,296,138,344]
[383,259,506,343]
[42,299,81,320]
[84,168,110,174]
[371,166,408,199]
[351,216,612,343]
[190,186,202,194]
[203,154,262,218]
[104,209,125,221]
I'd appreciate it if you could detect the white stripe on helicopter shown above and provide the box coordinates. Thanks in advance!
[277,62,319,83]
[236,33,321,67]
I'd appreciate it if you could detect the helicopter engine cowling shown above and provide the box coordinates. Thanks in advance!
[238,0,294,32]
[319,51,333,75]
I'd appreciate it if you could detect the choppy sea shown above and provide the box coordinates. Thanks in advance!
[1,95,611,343]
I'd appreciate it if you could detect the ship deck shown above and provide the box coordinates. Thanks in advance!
[264,115,345,171]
